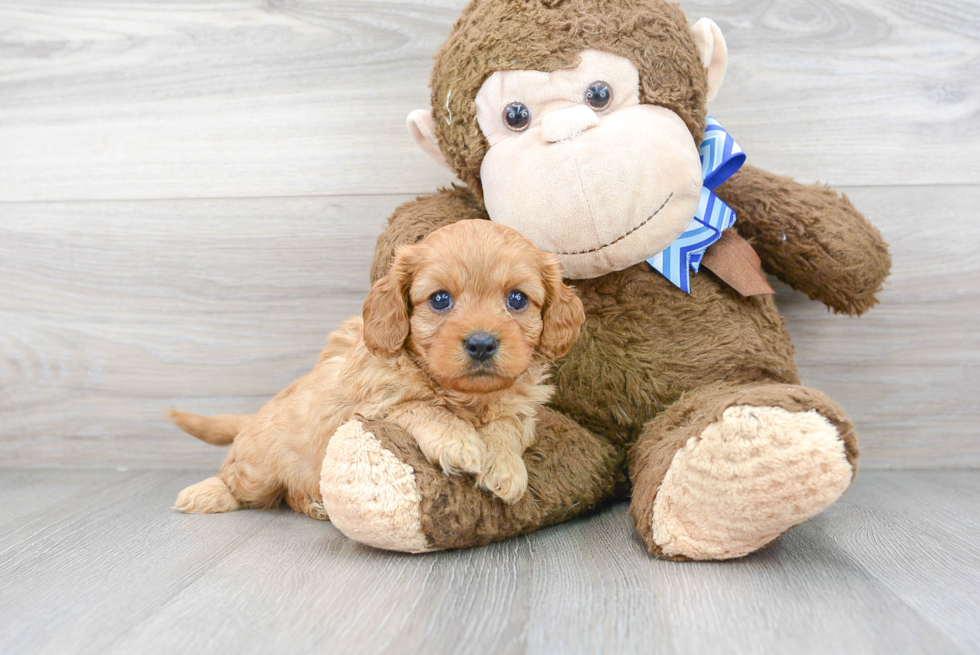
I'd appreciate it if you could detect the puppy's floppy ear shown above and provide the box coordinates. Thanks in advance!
[538,253,586,361]
[362,245,417,357]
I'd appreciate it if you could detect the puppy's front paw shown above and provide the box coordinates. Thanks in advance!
[477,454,528,504]
[438,434,487,477]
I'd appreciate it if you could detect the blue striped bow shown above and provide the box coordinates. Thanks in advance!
[646,117,746,292]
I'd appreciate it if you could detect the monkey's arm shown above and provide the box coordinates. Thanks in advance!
[371,184,489,283]
[716,164,891,316]
[319,408,625,551]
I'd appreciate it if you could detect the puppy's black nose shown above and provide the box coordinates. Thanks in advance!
[464,332,498,362]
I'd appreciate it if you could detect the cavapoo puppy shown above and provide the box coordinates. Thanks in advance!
[170,219,585,516]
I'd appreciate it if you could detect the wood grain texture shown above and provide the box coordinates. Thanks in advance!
[1,0,978,468]
[811,471,980,653]
[0,470,281,654]
[0,187,980,468]
[0,469,977,654]
[2,2,976,649]
[2,184,977,468]
[774,184,980,468]
[0,196,387,469]
[0,0,978,203]
[692,0,980,187]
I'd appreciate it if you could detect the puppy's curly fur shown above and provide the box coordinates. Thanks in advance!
[171,220,585,515]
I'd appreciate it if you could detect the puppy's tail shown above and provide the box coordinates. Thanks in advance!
[167,409,252,446]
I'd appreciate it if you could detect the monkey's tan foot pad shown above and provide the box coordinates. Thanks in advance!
[320,420,435,553]
[652,405,853,560]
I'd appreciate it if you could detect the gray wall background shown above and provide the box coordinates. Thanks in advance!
[1,0,977,469]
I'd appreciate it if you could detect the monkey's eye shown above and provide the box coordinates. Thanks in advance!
[503,102,531,131]
[507,290,529,311]
[585,82,612,110]
[429,291,453,312]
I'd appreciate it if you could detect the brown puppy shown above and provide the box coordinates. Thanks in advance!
[170,220,585,516]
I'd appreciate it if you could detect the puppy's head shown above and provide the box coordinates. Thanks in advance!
[362,220,585,393]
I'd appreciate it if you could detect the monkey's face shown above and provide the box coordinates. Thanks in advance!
[474,50,703,280]
[407,6,729,279]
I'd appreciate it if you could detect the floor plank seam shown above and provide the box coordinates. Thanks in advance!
[96,512,284,653]
[2,182,974,206]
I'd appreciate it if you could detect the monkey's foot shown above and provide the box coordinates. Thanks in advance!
[320,420,433,553]
[650,404,853,560]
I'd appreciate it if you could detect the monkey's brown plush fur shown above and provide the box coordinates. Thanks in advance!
[318,0,891,559]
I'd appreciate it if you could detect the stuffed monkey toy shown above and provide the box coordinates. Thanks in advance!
[318,0,891,560]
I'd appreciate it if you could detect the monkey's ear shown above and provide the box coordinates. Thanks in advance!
[690,18,728,103]
[406,109,451,169]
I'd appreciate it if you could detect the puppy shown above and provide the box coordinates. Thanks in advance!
[170,219,585,516]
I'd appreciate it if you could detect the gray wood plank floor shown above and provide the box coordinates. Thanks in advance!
[0,469,978,655]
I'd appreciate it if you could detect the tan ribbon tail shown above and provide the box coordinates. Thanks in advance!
[700,230,775,297]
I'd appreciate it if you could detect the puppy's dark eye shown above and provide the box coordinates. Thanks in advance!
[429,291,453,312]
[507,290,529,311]
[503,102,531,131]
[585,81,612,110]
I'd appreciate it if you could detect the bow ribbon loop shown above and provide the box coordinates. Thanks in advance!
[646,117,745,293]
